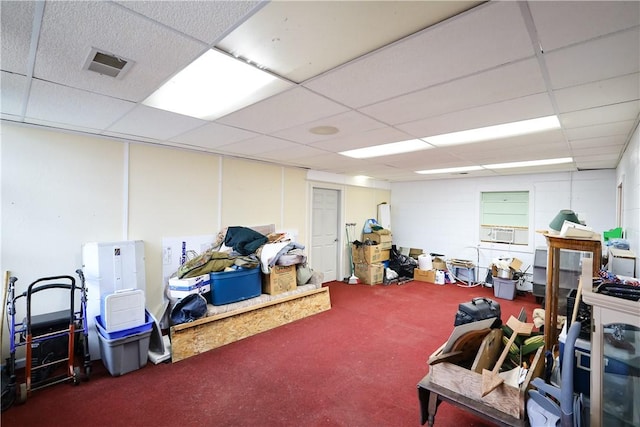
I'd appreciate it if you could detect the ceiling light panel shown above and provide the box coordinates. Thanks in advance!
[397,92,555,138]
[340,139,431,159]
[416,166,484,174]
[423,116,561,147]
[483,157,573,169]
[143,49,292,120]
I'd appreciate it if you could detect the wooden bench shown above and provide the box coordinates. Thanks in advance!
[169,287,331,362]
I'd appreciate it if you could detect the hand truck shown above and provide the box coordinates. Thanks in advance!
[3,270,91,408]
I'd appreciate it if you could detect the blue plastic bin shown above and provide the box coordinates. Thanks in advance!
[95,310,153,340]
[209,267,261,305]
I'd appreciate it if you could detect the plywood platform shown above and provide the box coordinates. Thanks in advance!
[169,287,331,362]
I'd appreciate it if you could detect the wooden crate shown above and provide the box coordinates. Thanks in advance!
[427,330,544,420]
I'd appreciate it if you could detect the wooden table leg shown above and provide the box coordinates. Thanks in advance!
[427,391,439,426]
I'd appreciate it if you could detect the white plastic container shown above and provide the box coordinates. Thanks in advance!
[101,289,145,333]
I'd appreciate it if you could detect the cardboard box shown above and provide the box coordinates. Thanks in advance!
[413,269,436,283]
[379,249,391,261]
[168,274,211,299]
[355,263,384,285]
[262,265,297,295]
[352,244,382,264]
[362,232,392,250]
[409,248,425,259]
[491,257,523,278]
[432,257,447,271]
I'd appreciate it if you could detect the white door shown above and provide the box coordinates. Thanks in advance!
[311,188,339,282]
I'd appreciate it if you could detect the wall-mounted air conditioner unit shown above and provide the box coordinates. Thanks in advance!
[480,225,528,245]
[491,227,514,243]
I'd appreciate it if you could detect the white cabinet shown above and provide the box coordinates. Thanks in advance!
[583,286,640,426]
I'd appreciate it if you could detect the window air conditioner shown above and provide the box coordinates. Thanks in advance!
[491,227,515,243]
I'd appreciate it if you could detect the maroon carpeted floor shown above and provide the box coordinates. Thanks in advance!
[2,280,541,427]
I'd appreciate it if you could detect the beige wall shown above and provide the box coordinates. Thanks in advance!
[0,122,387,359]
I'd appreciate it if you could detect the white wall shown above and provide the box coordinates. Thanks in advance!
[0,122,387,360]
[616,121,640,255]
[390,170,618,284]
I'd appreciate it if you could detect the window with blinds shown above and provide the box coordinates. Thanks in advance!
[479,191,529,245]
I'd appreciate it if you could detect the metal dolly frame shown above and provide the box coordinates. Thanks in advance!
[4,270,91,406]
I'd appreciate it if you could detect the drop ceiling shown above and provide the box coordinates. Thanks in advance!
[1,1,638,182]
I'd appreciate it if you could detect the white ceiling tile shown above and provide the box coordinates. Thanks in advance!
[560,101,640,129]
[569,135,627,149]
[0,0,35,74]
[529,1,640,52]
[554,73,640,113]
[216,135,301,156]
[375,149,461,169]
[544,28,640,89]
[291,152,366,171]
[34,1,207,102]
[360,59,547,125]
[0,71,27,116]
[271,111,387,145]
[217,87,349,134]
[575,159,619,169]
[216,1,481,83]
[304,1,533,108]
[107,105,207,140]
[26,79,136,130]
[491,163,577,175]
[169,122,258,150]
[564,120,636,141]
[257,144,329,162]
[115,1,262,45]
[397,92,554,137]
[308,127,417,153]
[570,144,625,157]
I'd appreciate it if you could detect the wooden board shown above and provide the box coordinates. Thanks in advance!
[428,344,544,420]
[170,287,331,362]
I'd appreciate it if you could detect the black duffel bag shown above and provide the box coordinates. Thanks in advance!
[454,297,502,328]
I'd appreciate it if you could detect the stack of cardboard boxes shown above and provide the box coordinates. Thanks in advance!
[413,255,447,285]
[353,230,392,285]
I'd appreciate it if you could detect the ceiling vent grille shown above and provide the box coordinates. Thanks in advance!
[83,48,133,79]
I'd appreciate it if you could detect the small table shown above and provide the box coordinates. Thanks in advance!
[542,233,601,350]
[417,373,526,427]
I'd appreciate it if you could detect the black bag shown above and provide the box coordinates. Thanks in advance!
[454,297,502,328]
[170,293,208,325]
[388,245,418,278]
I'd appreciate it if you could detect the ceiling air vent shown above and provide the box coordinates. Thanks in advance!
[83,48,133,79]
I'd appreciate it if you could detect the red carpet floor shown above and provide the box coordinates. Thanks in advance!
[2,280,540,427]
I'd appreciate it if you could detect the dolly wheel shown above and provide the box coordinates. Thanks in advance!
[72,367,80,385]
[18,383,27,404]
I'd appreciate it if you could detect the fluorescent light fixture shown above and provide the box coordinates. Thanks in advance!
[143,49,292,120]
[415,166,484,174]
[422,115,561,146]
[483,157,573,169]
[340,139,430,159]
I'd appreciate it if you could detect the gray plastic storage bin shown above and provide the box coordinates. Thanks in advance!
[98,328,151,376]
[492,277,517,300]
